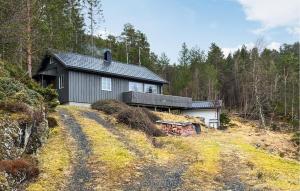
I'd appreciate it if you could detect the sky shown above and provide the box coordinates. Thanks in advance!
[96,0,300,63]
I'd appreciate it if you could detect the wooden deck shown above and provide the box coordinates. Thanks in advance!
[122,91,192,108]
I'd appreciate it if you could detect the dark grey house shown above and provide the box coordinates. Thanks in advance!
[35,50,192,109]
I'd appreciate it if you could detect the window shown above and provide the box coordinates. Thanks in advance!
[129,82,143,92]
[101,77,112,91]
[144,84,158,94]
[58,75,64,89]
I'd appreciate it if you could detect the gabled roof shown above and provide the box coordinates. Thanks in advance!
[191,100,222,109]
[50,51,167,84]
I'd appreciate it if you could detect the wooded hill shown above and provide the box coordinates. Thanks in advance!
[0,0,299,129]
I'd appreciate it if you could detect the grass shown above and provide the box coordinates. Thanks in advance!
[116,124,174,164]
[231,139,300,190]
[181,138,222,190]
[65,108,137,189]
[76,116,135,170]
[27,106,299,190]
[26,114,73,191]
[154,111,202,124]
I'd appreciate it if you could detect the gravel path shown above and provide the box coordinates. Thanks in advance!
[83,110,186,191]
[124,163,186,191]
[59,109,93,191]
[215,147,248,191]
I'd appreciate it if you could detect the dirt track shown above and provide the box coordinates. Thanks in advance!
[59,109,93,191]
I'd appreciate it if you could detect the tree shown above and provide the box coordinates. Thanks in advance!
[85,0,103,56]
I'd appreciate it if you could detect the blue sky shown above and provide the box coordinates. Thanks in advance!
[96,0,300,63]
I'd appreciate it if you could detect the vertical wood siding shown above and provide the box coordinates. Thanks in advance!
[68,71,130,103]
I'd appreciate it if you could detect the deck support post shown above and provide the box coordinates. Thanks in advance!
[154,107,157,111]
[168,107,171,113]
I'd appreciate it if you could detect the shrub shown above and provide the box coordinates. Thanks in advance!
[141,108,160,123]
[33,85,59,111]
[0,78,44,107]
[0,61,59,110]
[0,101,31,114]
[91,100,129,115]
[117,108,165,137]
[219,113,231,130]
[0,159,39,180]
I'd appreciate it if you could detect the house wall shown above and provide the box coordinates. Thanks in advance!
[182,108,220,128]
[67,70,163,104]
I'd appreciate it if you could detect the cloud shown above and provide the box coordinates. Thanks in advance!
[95,28,116,39]
[222,42,255,56]
[222,41,281,56]
[266,42,281,50]
[237,0,300,36]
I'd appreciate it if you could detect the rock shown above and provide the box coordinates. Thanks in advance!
[0,108,49,160]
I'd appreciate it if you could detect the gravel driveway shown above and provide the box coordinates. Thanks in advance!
[59,109,93,191]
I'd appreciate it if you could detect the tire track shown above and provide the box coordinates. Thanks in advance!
[59,109,93,191]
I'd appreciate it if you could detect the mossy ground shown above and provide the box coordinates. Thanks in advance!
[26,106,300,190]
[26,114,74,191]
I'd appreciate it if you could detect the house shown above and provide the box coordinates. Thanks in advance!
[35,49,222,128]
[182,100,222,128]
[35,49,192,109]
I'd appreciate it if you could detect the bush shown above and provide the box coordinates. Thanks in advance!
[220,113,231,130]
[141,108,161,123]
[91,100,129,114]
[117,108,165,137]
[291,131,300,145]
[0,159,39,180]
[0,61,59,110]
[0,77,43,107]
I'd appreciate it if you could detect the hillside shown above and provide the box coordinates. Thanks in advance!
[25,106,300,191]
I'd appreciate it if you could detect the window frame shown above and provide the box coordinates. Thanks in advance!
[129,81,143,92]
[101,77,112,91]
[58,75,64,89]
[144,83,158,94]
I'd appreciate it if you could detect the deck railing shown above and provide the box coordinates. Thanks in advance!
[122,91,192,108]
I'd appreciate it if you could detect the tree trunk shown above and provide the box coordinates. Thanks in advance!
[284,67,288,116]
[26,0,32,78]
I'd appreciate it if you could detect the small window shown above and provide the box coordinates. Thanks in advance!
[58,75,64,89]
[144,84,158,94]
[101,77,112,91]
[129,82,143,92]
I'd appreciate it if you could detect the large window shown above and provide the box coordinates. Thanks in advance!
[144,84,158,94]
[129,82,143,92]
[101,77,112,91]
[58,75,64,89]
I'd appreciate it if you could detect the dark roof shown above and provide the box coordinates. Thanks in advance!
[191,100,222,109]
[51,52,167,84]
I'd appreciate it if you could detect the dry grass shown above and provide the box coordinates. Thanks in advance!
[39,106,299,191]
[116,124,175,164]
[182,139,221,190]
[65,108,137,190]
[26,114,74,191]
[231,139,300,190]
[154,111,203,124]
